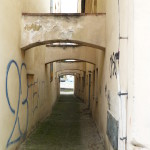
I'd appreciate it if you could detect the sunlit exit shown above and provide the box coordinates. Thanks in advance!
[60,75,75,95]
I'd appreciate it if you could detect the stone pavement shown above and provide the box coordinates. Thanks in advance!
[19,94,104,150]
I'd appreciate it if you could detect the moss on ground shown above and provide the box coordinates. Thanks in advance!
[19,95,104,150]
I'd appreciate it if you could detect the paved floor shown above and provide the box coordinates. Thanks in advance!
[19,94,104,150]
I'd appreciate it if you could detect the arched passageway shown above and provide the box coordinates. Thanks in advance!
[2,0,146,149]
[45,46,98,65]
[21,13,106,51]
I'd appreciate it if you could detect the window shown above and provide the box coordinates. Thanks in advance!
[81,0,85,13]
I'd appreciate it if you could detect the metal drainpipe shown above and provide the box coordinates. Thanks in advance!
[117,72,127,150]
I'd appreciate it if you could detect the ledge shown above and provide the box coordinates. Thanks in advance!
[22,13,106,17]
[27,70,34,76]
[21,40,106,51]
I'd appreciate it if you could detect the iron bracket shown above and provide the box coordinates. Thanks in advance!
[119,37,128,39]
[118,92,128,96]
[120,137,127,141]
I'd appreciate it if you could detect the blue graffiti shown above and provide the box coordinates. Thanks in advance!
[6,60,28,148]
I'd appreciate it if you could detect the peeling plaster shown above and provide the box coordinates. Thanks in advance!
[21,15,106,49]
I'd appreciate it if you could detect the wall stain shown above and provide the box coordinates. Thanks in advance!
[24,24,42,31]
[28,79,39,115]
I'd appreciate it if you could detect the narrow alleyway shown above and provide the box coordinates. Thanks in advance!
[19,94,104,150]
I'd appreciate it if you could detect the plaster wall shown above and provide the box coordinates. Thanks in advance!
[85,0,97,13]
[0,0,25,149]
[22,0,50,13]
[26,46,58,134]
[45,46,97,64]
[77,0,82,13]
[57,70,84,78]
[79,0,150,149]
[84,0,129,150]
[85,63,95,107]
[56,62,86,72]
[21,14,106,51]
[100,0,128,149]
[0,0,58,149]
[97,0,106,13]
[130,0,150,149]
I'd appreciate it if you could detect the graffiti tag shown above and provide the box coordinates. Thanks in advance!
[6,60,28,147]
[109,52,119,79]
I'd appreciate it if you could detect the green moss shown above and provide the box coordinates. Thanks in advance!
[19,95,104,150]
[20,95,82,150]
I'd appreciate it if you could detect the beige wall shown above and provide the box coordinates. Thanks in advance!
[85,0,105,13]
[83,0,150,150]
[84,0,128,150]
[1,0,149,150]
[56,62,86,72]
[129,0,150,149]
[21,14,106,51]
[0,0,23,149]
[0,0,58,149]
[22,0,50,13]
[45,46,97,65]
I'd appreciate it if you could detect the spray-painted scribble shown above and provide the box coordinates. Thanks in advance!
[40,81,45,106]
[107,90,111,110]
[105,84,107,95]
[6,60,28,148]
[105,84,111,110]
[28,79,39,115]
[109,52,118,79]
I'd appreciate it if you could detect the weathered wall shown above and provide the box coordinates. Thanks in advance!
[21,14,106,51]
[84,63,95,107]
[45,46,97,65]
[22,0,50,13]
[84,0,128,150]
[77,0,150,149]
[77,0,82,13]
[1,0,149,150]
[85,0,97,13]
[0,0,58,149]
[129,0,150,149]
[0,0,25,149]
[85,0,105,13]
[57,70,84,78]
[25,46,58,134]
[56,62,86,72]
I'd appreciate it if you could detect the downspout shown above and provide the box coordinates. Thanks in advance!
[117,0,128,148]
[117,71,127,150]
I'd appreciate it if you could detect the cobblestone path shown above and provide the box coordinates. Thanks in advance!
[19,95,104,150]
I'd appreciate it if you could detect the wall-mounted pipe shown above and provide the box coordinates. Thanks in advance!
[117,72,127,150]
